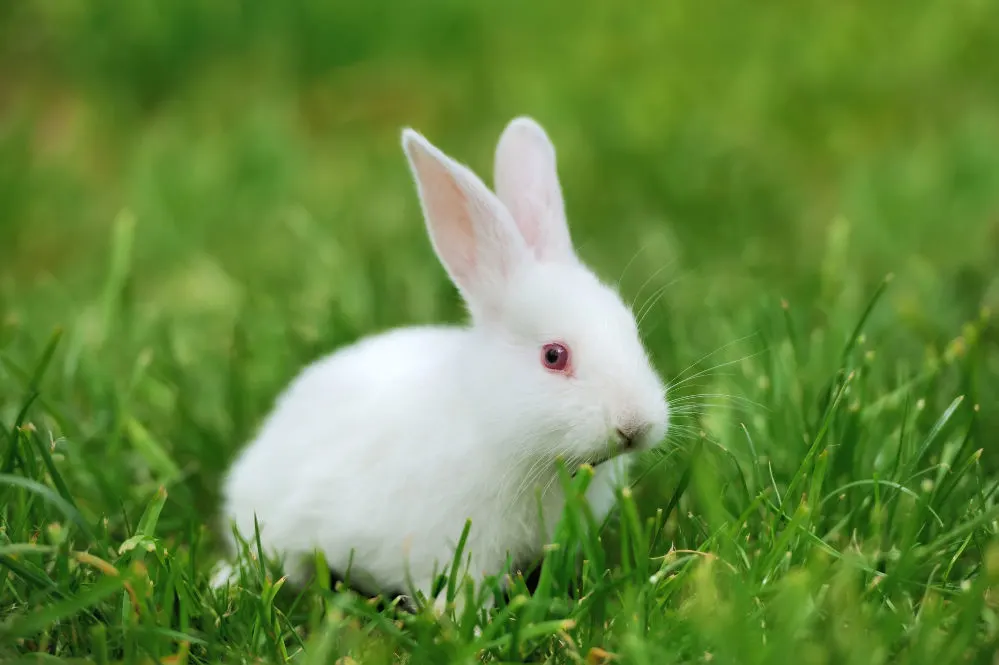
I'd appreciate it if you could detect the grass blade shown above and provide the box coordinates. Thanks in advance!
[902,395,965,481]
[0,473,95,542]
[27,326,63,390]
[0,573,131,642]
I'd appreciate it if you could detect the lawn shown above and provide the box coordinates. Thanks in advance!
[2,1,999,663]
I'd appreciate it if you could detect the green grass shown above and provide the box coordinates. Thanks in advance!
[2,0,999,662]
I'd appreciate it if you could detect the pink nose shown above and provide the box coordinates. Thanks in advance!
[616,423,649,450]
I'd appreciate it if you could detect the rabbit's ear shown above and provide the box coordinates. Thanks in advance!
[493,117,575,264]
[403,128,527,315]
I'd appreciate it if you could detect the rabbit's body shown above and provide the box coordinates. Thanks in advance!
[215,117,668,608]
[223,325,564,592]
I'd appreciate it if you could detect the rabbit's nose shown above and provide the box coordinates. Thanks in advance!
[616,423,650,450]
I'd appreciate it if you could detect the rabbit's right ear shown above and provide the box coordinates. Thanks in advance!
[494,117,575,264]
[402,129,527,317]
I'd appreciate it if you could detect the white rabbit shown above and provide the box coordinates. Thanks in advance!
[212,117,670,611]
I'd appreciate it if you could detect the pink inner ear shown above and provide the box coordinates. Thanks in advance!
[515,205,541,249]
[494,124,570,264]
[411,147,478,284]
[501,178,564,263]
[525,191,557,254]
[496,167,539,249]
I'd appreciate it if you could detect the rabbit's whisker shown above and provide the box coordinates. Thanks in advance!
[666,333,762,385]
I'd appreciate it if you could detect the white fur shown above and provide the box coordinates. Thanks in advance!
[214,117,669,608]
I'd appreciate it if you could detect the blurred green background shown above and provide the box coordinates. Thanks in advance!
[1,0,997,522]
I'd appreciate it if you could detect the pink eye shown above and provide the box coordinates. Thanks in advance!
[541,342,571,373]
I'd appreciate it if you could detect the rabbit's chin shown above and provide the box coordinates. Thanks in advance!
[570,449,626,477]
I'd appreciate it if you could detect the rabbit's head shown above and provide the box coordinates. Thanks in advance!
[403,117,668,468]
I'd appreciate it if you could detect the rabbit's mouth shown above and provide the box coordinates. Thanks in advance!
[589,429,637,467]
[569,431,636,477]
[570,450,617,477]
[589,453,614,469]
[571,461,602,478]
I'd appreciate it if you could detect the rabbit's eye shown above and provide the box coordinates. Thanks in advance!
[541,342,571,373]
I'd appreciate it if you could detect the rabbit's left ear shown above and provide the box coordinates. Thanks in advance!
[493,117,576,264]
[402,127,528,319]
